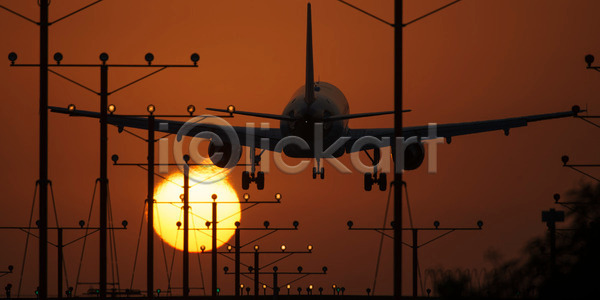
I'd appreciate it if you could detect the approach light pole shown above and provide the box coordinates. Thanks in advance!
[223,263,327,297]
[542,208,565,275]
[393,3,404,298]
[337,0,465,296]
[40,4,49,299]
[0,222,128,298]
[254,246,259,299]
[57,228,62,299]
[146,105,155,299]
[114,140,253,298]
[109,105,233,298]
[41,53,197,298]
[183,156,190,298]
[2,1,196,298]
[347,219,483,297]
[212,194,218,299]
[187,194,285,297]
[180,185,285,297]
[194,215,299,297]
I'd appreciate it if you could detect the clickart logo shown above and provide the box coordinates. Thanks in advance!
[163,115,442,183]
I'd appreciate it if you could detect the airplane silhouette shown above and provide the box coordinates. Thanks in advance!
[50,3,580,191]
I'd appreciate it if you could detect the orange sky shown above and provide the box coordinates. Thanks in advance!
[1,0,600,297]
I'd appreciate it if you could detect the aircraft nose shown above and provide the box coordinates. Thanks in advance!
[292,104,308,120]
[306,106,323,121]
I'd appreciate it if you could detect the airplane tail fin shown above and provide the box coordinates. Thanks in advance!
[305,3,316,105]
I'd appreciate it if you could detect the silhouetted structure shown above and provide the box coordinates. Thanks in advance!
[194,216,300,297]
[0,222,127,298]
[541,208,565,275]
[223,264,327,297]
[347,219,483,297]
[461,183,600,298]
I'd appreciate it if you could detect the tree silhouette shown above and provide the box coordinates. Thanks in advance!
[433,182,600,298]
[483,182,600,298]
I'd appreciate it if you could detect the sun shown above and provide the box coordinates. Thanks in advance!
[153,163,241,252]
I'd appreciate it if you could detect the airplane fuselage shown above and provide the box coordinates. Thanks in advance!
[280,81,349,157]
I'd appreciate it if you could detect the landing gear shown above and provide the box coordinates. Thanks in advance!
[241,148,265,190]
[256,171,265,190]
[364,173,373,191]
[312,157,324,179]
[378,173,386,191]
[364,172,386,191]
[312,167,324,179]
[242,171,250,190]
[241,170,265,190]
[363,148,387,191]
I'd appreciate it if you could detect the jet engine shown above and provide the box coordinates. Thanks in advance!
[390,141,425,171]
[403,142,425,170]
[207,140,241,169]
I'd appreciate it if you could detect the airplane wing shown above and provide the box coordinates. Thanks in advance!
[51,106,580,154]
[345,107,580,152]
[206,107,294,121]
[49,106,284,150]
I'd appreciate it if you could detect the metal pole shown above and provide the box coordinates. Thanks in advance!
[183,163,189,297]
[412,229,417,298]
[39,1,49,299]
[235,228,240,298]
[212,200,217,297]
[99,64,108,300]
[273,272,278,297]
[393,0,404,298]
[147,115,155,299]
[254,252,259,300]
[58,228,63,299]
[549,222,556,275]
